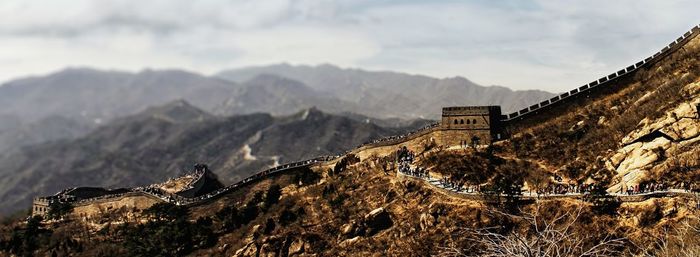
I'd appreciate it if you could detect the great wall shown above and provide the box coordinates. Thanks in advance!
[32,24,700,218]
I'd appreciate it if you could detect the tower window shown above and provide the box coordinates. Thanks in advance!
[454,119,458,124]
[473,119,477,124]
[460,119,464,124]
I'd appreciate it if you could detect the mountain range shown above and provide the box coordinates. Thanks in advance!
[0,100,430,215]
[0,63,555,215]
[0,64,553,155]
[216,63,554,119]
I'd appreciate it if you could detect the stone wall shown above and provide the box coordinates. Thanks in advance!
[71,192,162,218]
[503,24,700,131]
[175,171,208,198]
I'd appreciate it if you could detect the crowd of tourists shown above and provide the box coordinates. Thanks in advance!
[396,146,430,178]
[531,182,605,196]
[438,176,474,192]
[619,181,699,195]
[393,145,699,198]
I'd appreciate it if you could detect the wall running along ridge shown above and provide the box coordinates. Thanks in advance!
[502,24,700,131]
[32,24,700,217]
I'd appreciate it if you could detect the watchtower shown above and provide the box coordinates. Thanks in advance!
[440,106,504,146]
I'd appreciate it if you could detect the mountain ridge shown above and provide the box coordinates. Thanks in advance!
[216,63,555,118]
[0,101,431,215]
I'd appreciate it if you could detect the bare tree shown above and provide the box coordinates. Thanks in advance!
[638,216,700,257]
[438,204,625,257]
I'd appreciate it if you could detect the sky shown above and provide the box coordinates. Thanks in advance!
[0,0,698,92]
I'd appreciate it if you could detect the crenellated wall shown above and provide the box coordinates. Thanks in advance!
[501,24,700,130]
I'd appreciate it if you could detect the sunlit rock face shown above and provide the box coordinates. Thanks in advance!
[608,81,700,192]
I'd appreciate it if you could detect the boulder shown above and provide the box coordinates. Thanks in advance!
[250,224,262,239]
[608,137,672,193]
[339,236,361,248]
[288,238,305,255]
[258,243,275,257]
[609,95,700,193]
[598,116,608,126]
[233,242,258,257]
[364,207,393,236]
[341,222,356,236]
[569,120,585,131]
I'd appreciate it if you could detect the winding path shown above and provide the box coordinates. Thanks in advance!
[397,170,699,203]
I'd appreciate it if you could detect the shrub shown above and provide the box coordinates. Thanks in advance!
[143,202,188,221]
[264,184,282,208]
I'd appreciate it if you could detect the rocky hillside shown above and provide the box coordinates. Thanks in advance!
[502,32,700,194]
[0,101,429,216]
[2,29,699,257]
[3,151,697,256]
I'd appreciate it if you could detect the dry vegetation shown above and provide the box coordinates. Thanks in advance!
[1,151,700,256]
[503,36,700,185]
[3,28,700,257]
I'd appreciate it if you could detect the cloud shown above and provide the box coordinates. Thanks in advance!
[0,0,698,92]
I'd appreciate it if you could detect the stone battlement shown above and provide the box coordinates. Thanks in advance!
[502,24,700,125]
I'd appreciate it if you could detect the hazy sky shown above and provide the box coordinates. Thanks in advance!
[0,0,698,92]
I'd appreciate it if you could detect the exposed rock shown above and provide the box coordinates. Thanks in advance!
[663,116,699,141]
[633,91,653,106]
[249,225,262,240]
[623,100,700,144]
[608,137,671,193]
[663,206,678,217]
[258,243,275,257]
[609,92,700,192]
[620,138,670,170]
[598,116,608,126]
[233,242,258,257]
[682,81,700,96]
[419,213,435,231]
[364,207,393,236]
[570,120,585,131]
[340,222,356,236]
[288,238,305,255]
[339,236,361,248]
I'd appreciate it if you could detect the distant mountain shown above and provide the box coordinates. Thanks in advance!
[0,115,91,154]
[0,68,237,124]
[213,74,366,116]
[0,101,428,215]
[216,63,555,118]
[0,68,238,155]
[0,65,552,156]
